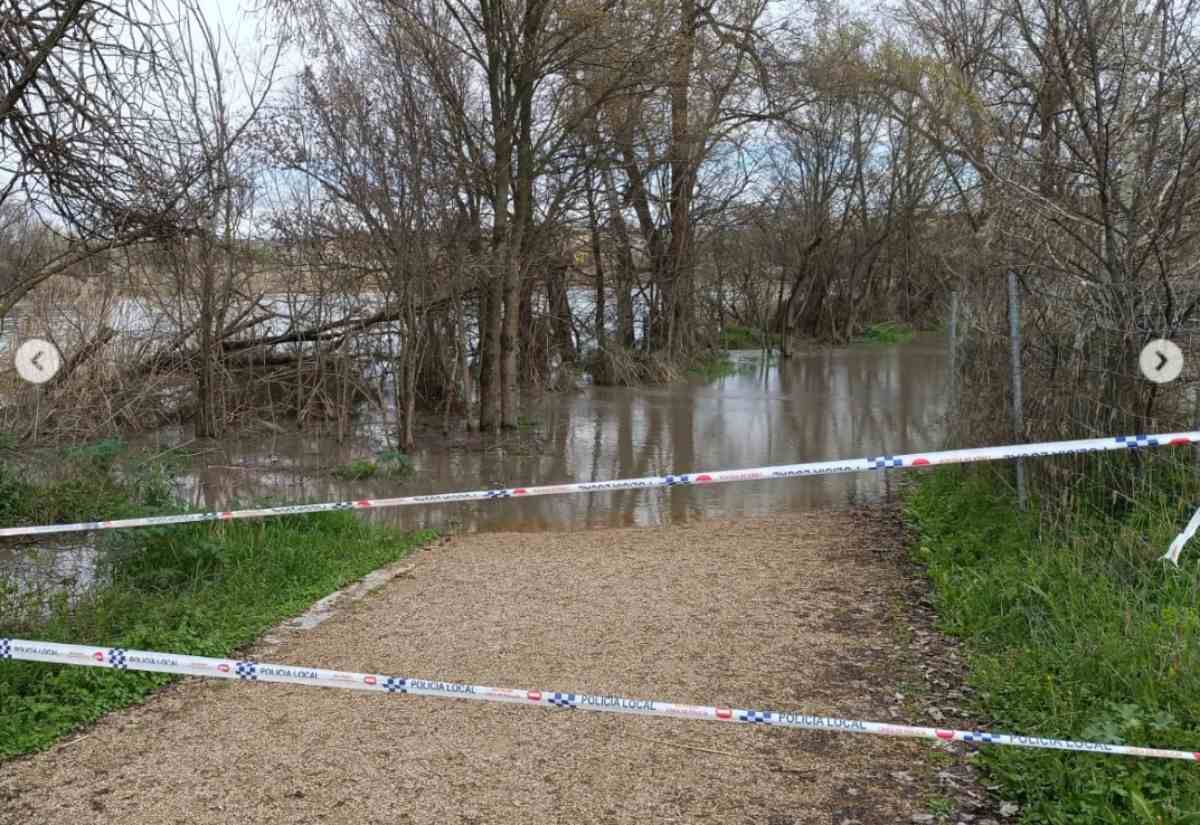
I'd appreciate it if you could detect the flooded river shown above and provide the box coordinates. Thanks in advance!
[0,335,949,591]
[160,334,949,532]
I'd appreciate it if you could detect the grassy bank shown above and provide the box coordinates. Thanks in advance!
[905,466,1200,823]
[854,321,916,345]
[718,323,780,350]
[0,445,433,759]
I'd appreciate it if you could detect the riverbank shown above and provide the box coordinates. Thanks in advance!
[0,450,434,758]
[905,467,1200,823]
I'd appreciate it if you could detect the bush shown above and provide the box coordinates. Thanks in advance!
[855,321,915,345]
[332,458,377,480]
[688,350,739,381]
[376,450,416,479]
[718,324,779,350]
[332,452,417,481]
[0,439,169,529]
[585,346,683,386]
[63,438,126,471]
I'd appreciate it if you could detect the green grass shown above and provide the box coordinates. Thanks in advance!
[855,321,916,345]
[718,324,779,350]
[927,796,955,818]
[376,450,416,478]
[332,452,416,481]
[0,445,434,759]
[332,458,378,480]
[688,350,772,382]
[0,441,181,529]
[689,350,740,381]
[905,465,1200,824]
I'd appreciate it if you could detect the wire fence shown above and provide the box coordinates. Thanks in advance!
[948,266,1200,536]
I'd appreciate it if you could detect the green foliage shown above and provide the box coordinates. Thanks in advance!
[332,453,416,481]
[0,456,434,759]
[331,458,377,480]
[927,796,955,818]
[0,439,168,529]
[718,324,779,350]
[0,462,35,527]
[119,451,185,509]
[688,349,772,382]
[855,321,916,345]
[376,450,415,479]
[905,467,1200,823]
[63,438,126,471]
[689,351,739,381]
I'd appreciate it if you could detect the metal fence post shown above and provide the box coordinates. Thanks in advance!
[948,290,960,437]
[1007,270,1027,510]
[1192,383,1199,470]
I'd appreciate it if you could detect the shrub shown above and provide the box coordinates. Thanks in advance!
[332,458,377,480]
[855,321,915,345]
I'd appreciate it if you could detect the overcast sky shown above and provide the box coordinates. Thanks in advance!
[192,0,302,86]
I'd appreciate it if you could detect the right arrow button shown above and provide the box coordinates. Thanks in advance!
[1140,339,1184,384]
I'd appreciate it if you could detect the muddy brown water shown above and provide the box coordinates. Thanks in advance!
[1,335,948,590]
[163,334,949,530]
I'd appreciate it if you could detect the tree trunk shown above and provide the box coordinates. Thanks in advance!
[403,340,418,450]
[547,262,577,364]
[586,174,607,352]
[663,0,697,355]
[501,12,541,428]
[500,258,521,428]
[195,252,218,438]
[478,280,502,432]
[601,166,636,347]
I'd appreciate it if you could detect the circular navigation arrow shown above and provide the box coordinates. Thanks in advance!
[14,338,63,385]
[1139,339,1184,384]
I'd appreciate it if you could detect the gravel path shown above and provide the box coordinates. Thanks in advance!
[0,510,973,824]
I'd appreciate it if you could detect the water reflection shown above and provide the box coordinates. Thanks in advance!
[149,334,949,533]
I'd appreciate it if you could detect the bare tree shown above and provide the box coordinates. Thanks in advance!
[595,0,774,355]
[0,1,223,320]
[888,0,1200,448]
[133,2,280,437]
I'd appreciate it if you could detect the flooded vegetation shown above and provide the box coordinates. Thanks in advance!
[6,0,1200,818]
[158,334,950,533]
[2,334,949,590]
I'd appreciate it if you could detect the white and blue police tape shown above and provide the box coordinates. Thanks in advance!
[1,638,1195,762]
[1163,504,1200,565]
[1,431,1196,538]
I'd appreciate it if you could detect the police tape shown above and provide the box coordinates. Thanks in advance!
[2,638,1196,763]
[1163,503,1200,565]
[2,431,1196,538]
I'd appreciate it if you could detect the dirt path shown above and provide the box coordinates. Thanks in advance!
[0,509,988,824]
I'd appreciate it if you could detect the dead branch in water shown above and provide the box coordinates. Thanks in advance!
[49,326,118,388]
